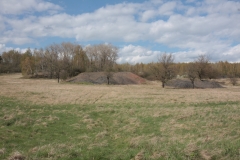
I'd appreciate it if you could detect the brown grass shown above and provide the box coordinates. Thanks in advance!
[133,150,145,160]
[1,74,240,159]
[0,74,240,105]
[0,148,5,155]
[8,151,25,160]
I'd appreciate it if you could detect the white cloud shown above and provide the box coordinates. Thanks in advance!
[118,44,240,63]
[158,1,177,15]
[0,43,30,54]
[222,44,240,62]
[173,50,206,62]
[186,0,240,16]
[140,10,157,22]
[0,44,6,53]
[117,44,204,63]
[118,45,161,64]
[0,0,62,15]
[0,0,240,62]
[95,3,141,17]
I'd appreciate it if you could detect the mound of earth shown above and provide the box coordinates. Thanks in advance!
[66,72,147,85]
[166,79,223,89]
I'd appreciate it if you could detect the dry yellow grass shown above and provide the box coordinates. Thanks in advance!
[1,74,240,159]
[0,73,239,105]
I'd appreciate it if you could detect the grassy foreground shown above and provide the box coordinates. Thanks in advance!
[0,97,240,160]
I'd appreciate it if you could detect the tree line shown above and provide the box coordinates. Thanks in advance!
[117,54,240,87]
[0,42,239,86]
[0,42,118,82]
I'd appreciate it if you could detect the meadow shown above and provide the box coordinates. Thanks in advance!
[0,74,240,159]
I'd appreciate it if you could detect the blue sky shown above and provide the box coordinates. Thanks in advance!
[0,0,240,63]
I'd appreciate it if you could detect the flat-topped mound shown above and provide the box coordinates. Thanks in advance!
[66,72,147,85]
[167,79,223,89]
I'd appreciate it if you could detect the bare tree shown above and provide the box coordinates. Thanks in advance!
[207,63,219,79]
[85,44,118,84]
[25,42,90,82]
[60,42,76,77]
[85,45,100,71]
[72,45,88,74]
[1,50,22,73]
[85,44,118,73]
[229,63,238,78]
[195,55,210,81]
[99,44,118,84]
[44,44,59,79]
[152,53,175,88]
[105,69,114,85]
[0,55,2,73]
[33,48,47,76]
[98,44,118,71]
[21,49,35,76]
[187,63,198,88]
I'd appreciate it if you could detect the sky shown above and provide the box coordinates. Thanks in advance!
[0,0,240,63]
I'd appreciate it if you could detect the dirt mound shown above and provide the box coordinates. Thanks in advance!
[167,79,223,89]
[66,72,147,85]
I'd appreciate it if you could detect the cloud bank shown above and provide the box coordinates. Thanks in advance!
[0,0,239,63]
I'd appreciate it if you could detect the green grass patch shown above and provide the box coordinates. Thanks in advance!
[0,97,240,159]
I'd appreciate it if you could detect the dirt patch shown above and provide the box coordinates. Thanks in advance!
[66,72,147,85]
[8,151,25,160]
[167,79,223,89]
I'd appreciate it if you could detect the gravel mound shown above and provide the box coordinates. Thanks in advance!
[166,79,223,89]
[66,72,147,85]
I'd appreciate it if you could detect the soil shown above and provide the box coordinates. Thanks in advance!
[167,79,223,89]
[67,72,223,88]
[66,72,147,85]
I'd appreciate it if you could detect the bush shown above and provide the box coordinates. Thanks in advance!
[229,77,238,86]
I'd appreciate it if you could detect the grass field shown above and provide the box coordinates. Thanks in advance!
[0,74,240,159]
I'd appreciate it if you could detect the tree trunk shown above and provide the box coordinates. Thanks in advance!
[57,72,60,83]
[107,77,110,85]
[57,69,60,83]
[162,81,165,88]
